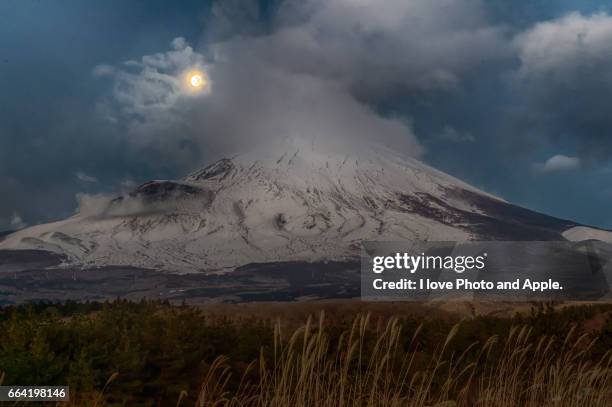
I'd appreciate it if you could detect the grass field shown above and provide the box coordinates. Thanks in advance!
[1,300,611,406]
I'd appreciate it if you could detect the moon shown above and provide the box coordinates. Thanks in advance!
[185,70,208,91]
[190,74,203,88]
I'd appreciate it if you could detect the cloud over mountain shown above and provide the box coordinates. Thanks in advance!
[95,0,513,165]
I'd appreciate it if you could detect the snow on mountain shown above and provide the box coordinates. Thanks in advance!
[0,141,583,272]
[563,226,612,244]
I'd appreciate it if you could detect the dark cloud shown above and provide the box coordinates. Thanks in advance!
[513,12,612,161]
[230,0,510,99]
[97,0,512,164]
[434,126,476,143]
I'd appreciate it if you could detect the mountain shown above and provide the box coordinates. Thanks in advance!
[1,142,610,273]
[0,230,14,241]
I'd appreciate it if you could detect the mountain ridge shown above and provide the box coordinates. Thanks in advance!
[0,144,609,272]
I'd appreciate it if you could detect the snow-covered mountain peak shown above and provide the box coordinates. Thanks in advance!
[0,143,582,272]
[186,143,490,201]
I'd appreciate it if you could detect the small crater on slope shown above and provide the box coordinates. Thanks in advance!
[275,213,287,230]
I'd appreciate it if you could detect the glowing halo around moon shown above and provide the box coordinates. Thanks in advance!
[184,69,209,93]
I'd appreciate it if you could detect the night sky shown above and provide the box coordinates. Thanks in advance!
[1,0,612,230]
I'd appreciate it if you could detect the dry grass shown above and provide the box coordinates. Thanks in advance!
[1,307,610,406]
[189,313,611,407]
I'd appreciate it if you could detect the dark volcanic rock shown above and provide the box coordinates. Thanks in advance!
[395,188,578,241]
[130,181,203,203]
[0,259,360,305]
[187,158,234,182]
[0,249,66,273]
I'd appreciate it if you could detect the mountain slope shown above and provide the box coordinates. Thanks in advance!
[0,144,586,272]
